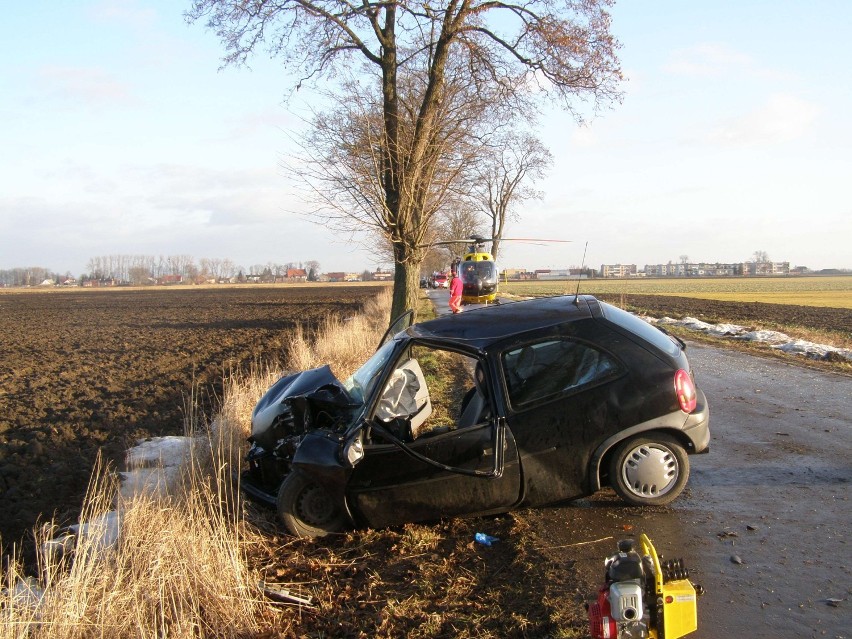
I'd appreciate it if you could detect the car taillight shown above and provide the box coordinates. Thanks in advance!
[674,369,697,413]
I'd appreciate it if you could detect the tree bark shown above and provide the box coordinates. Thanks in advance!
[390,254,420,323]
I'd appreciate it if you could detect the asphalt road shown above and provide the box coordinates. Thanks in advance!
[426,290,851,637]
[528,344,851,639]
[676,344,849,638]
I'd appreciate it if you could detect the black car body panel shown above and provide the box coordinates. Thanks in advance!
[241,295,711,535]
[346,421,521,528]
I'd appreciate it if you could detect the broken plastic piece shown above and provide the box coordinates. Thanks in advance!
[474,532,499,546]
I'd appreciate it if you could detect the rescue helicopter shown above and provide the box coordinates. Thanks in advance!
[428,235,571,305]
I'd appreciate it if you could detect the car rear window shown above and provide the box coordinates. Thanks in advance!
[599,301,681,358]
[502,339,619,408]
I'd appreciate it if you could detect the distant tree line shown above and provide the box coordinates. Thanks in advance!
[0,267,70,287]
[86,254,236,284]
[84,255,322,284]
[0,256,323,287]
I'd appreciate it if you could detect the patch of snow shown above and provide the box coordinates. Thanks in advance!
[2,576,44,610]
[738,329,792,344]
[642,315,852,362]
[774,339,852,361]
[121,435,199,499]
[711,323,749,336]
[12,513,123,614]
[125,435,194,469]
[653,316,747,336]
[31,435,198,596]
[67,511,121,554]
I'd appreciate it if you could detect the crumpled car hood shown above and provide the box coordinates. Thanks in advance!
[250,365,359,447]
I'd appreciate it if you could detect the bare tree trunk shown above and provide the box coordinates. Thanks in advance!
[390,249,420,323]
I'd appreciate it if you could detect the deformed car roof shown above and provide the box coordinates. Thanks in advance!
[407,295,599,350]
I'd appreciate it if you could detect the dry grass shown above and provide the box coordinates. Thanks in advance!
[284,288,393,380]
[242,512,588,638]
[0,426,270,639]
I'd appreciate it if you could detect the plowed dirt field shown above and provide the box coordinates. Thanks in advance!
[0,285,384,551]
[595,293,852,335]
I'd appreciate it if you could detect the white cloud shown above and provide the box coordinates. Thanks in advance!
[88,0,157,27]
[664,43,752,77]
[663,43,787,82]
[569,123,599,148]
[707,93,820,145]
[36,65,136,108]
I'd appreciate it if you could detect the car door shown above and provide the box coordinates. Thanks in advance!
[500,336,624,506]
[345,344,521,528]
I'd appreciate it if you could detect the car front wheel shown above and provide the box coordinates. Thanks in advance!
[276,470,347,538]
[609,434,689,506]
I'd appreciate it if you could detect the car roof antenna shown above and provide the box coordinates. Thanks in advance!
[574,241,588,305]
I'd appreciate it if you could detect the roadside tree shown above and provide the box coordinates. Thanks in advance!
[472,131,553,260]
[188,0,623,321]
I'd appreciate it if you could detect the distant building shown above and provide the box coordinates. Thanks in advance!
[372,269,393,281]
[600,264,637,278]
[502,268,536,280]
[644,264,670,277]
[536,268,572,280]
[741,261,790,276]
[642,261,791,277]
[286,268,308,282]
[84,278,119,287]
[324,272,346,282]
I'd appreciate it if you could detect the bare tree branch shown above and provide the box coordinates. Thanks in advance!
[187,0,622,320]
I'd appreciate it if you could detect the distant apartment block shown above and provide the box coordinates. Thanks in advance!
[742,261,790,276]
[502,268,593,280]
[502,261,794,280]
[641,262,790,277]
[600,264,637,278]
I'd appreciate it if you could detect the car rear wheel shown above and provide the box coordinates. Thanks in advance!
[609,434,689,506]
[276,470,347,538]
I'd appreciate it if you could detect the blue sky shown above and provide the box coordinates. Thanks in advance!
[2,1,850,276]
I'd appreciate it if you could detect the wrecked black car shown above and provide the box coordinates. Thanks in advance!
[241,295,710,537]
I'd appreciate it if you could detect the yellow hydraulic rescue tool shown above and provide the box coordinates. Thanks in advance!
[587,534,701,639]
[641,533,698,639]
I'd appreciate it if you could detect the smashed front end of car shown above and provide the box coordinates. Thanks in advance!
[240,365,360,505]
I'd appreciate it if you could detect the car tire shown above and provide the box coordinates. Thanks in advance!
[609,434,689,506]
[276,470,347,538]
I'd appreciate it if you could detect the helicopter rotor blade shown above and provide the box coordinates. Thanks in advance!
[418,238,487,248]
[499,238,573,243]
[419,236,571,249]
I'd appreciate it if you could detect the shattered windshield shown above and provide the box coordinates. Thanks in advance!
[344,339,397,404]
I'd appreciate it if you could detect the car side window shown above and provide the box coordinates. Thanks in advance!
[502,339,619,408]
